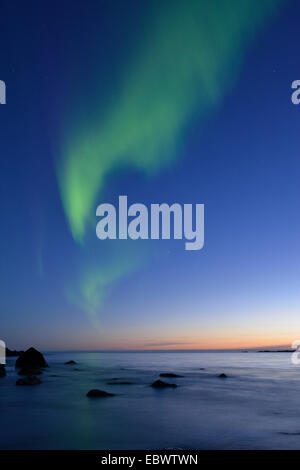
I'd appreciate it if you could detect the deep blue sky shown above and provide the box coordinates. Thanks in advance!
[0,0,299,350]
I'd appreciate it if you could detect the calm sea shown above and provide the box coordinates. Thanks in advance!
[1,350,300,449]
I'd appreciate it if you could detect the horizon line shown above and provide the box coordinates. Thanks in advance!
[35,345,294,353]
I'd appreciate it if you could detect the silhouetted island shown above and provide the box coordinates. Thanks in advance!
[258,349,296,353]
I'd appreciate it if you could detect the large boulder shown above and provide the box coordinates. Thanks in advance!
[18,367,42,376]
[15,347,48,369]
[65,360,76,365]
[16,375,42,386]
[0,365,6,377]
[86,389,115,397]
[151,380,177,389]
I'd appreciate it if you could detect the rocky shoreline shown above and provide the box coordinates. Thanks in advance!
[1,346,230,396]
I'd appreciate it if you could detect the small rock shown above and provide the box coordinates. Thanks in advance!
[219,373,227,378]
[151,380,177,389]
[0,364,6,377]
[65,360,76,365]
[160,373,183,378]
[86,389,115,397]
[16,347,48,369]
[6,348,23,357]
[16,375,42,386]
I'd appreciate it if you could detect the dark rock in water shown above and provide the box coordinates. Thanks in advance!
[65,360,76,365]
[6,348,23,357]
[218,373,227,378]
[86,389,115,397]
[0,365,6,377]
[106,381,134,385]
[16,347,48,369]
[16,375,42,386]
[151,380,177,389]
[18,367,42,376]
[160,373,183,378]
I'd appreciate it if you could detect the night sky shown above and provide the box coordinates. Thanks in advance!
[1,0,299,350]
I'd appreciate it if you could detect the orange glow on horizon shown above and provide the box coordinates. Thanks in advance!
[40,331,296,351]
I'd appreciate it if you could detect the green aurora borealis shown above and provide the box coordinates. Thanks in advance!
[56,0,283,317]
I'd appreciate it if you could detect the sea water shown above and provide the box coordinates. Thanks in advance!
[1,351,300,449]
